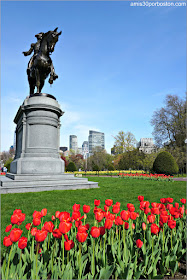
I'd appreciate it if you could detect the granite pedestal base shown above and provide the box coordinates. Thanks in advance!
[1,94,98,193]
[0,173,99,194]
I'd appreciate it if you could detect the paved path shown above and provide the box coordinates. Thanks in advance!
[173,177,187,181]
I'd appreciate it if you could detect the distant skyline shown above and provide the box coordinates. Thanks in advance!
[1,1,186,154]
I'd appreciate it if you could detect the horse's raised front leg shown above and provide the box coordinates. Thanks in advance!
[35,68,40,93]
[48,62,58,84]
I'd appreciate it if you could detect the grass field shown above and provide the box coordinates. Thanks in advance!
[1,177,186,253]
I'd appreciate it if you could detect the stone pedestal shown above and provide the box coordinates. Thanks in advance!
[1,94,99,193]
[10,94,65,175]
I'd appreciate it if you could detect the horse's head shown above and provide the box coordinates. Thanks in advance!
[46,27,62,53]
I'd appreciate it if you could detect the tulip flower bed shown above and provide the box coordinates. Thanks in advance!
[119,173,174,181]
[2,196,186,279]
[68,170,146,176]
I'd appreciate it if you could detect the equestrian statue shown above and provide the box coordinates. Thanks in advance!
[23,28,62,96]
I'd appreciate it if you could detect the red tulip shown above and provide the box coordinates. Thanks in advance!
[144,208,151,214]
[59,211,70,222]
[115,216,123,226]
[180,198,186,204]
[59,222,72,234]
[76,232,88,243]
[3,236,12,247]
[64,240,75,250]
[168,220,176,229]
[160,215,168,224]
[124,222,129,230]
[175,203,179,209]
[95,211,104,222]
[94,199,100,206]
[136,239,143,248]
[151,224,159,235]
[132,223,135,229]
[112,205,120,214]
[18,213,26,224]
[33,211,42,219]
[13,209,22,215]
[151,202,157,208]
[120,210,130,221]
[90,226,100,238]
[52,215,55,221]
[160,198,166,204]
[127,203,134,209]
[128,206,135,212]
[104,206,110,213]
[18,237,27,249]
[78,225,89,232]
[147,214,155,223]
[41,208,47,217]
[75,220,82,227]
[99,226,105,236]
[31,227,38,236]
[10,228,23,242]
[25,223,32,231]
[83,205,90,213]
[5,225,12,232]
[116,202,121,207]
[130,212,137,220]
[104,219,113,229]
[108,213,116,220]
[138,196,144,202]
[55,211,60,218]
[44,221,54,232]
[151,208,159,215]
[72,211,81,221]
[105,199,113,207]
[52,228,62,239]
[35,230,48,242]
[72,203,80,212]
[33,218,41,226]
[179,206,184,215]
[166,197,173,203]
[142,222,146,231]
[11,214,19,225]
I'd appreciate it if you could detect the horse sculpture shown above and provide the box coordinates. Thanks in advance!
[23,28,62,96]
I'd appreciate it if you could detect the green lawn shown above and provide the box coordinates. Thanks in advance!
[1,177,186,253]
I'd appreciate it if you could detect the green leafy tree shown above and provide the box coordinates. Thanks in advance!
[66,161,77,172]
[153,151,179,175]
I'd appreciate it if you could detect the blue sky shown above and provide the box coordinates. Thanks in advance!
[1,1,186,153]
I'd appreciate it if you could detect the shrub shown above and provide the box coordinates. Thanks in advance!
[153,151,179,175]
[4,158,13,172]
[66,161,77,172]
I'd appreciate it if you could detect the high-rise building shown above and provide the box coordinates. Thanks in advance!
[69,135,78,153]
[82,141,89,159]
[137,138,156,154]
[88,130,105,155]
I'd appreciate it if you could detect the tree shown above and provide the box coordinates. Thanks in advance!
[153,151,178,175]
[88,147,107,171]
[117,149,145,170]
[66,161,77,172]
[113,131,137,154]
[151,94,186,148]
[69,154,84,170]
[151,94,186,172]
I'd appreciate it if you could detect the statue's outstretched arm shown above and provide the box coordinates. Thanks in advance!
[23,43,35,56]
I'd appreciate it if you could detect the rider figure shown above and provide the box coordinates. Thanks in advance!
[23,32,58,84]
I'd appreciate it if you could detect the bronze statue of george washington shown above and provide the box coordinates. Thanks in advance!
[23,27,62,96]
